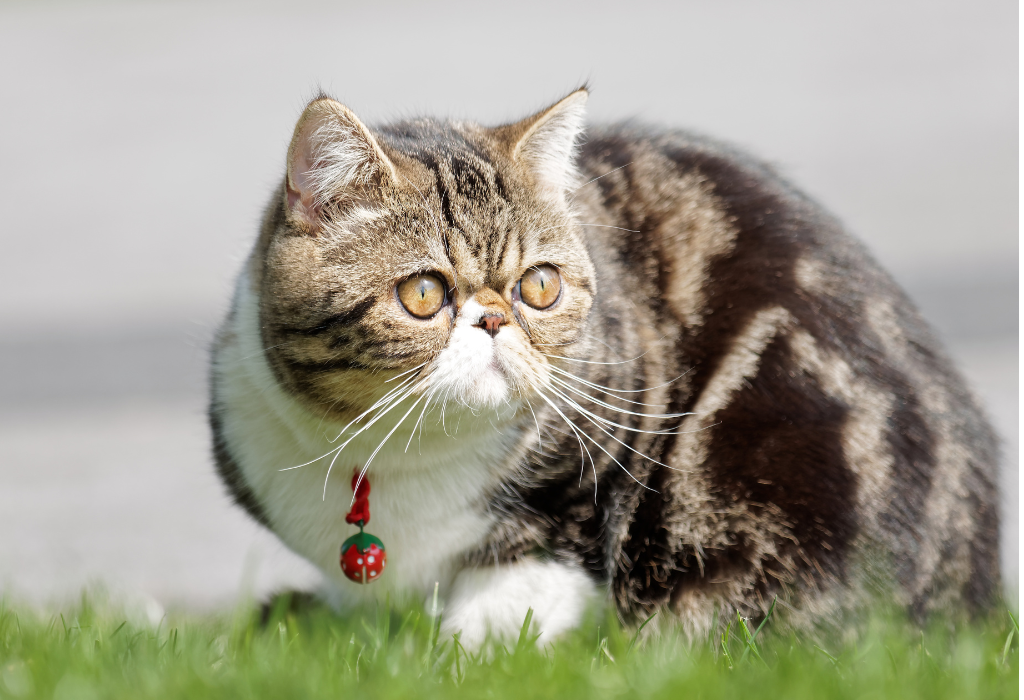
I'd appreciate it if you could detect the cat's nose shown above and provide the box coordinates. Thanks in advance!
[476,313,506,338]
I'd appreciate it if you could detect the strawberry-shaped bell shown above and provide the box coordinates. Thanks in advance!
[340,529,386,583]
[340,469,387,584]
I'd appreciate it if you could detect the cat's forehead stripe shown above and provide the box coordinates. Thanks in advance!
[394,140,524,285]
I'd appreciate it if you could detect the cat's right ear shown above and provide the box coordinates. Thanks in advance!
[285,98,397,230]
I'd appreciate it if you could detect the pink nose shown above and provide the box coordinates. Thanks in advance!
[477,313,505,338]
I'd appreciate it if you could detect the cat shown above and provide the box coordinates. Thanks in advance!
[209,87,1000,647]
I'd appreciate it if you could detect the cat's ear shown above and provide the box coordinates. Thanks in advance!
[494,88,588,204]
[285,97,397,229]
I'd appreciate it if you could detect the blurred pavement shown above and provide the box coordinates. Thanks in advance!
[0,0,1016,610]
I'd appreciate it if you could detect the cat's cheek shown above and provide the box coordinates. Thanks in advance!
[440,560,601,649]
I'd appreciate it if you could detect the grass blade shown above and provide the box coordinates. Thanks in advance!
[426,581,442,663]
[515,607,536,654]
[1002,609,1018,665]
[814,644,839,666]
[751,597,777,643]
[720,621,734,670]
[738,598,775,665]
[736,612,766,666]
[452,632,465,684]
[625,612,657,658]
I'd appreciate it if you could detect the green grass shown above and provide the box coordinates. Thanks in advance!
[0,594,1017,699]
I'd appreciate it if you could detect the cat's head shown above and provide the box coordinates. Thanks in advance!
[257,89,595,421]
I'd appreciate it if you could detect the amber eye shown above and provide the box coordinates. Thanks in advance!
[397,274,446,318]
[519,264,561,309]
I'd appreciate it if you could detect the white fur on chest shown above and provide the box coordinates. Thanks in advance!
[214,273,520,609]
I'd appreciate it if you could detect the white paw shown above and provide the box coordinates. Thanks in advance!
[440,558,600,649]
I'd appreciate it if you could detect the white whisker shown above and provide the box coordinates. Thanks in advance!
[329,372,422,443]
[345,391,429,501]
[550,380,665,409]
[278,445,341,472]
[533,222,640,237]
[526,400,544,452]
[541,350,650,366]
[385,362,428,383]
[549,365,692,396]
[570,162,632,193]
[439,386,454,437]
[535,390,654,495]
[406,385,439,453]
[549,369,675,408]
[317,378,427,498]
[578,223,640,233]
[534,391,595,495]
[530,340,579,347]
[549,388,682,471]
[550,376,692,420]
[545,383,689,436]
[313,395,349,439]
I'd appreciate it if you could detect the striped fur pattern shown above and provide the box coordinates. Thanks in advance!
[210,89,999,643]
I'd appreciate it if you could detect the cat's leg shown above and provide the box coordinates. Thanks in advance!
[441,559,600,649]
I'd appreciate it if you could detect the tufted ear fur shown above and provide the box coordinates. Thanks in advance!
[493,88,588,205]
[286,97,397,229]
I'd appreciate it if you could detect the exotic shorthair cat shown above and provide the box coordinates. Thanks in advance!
[209,88,1000,646]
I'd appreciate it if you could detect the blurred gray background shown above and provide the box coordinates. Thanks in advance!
[0,0,1017,611]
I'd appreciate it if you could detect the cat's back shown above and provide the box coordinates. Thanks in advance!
[574,123,1000,619]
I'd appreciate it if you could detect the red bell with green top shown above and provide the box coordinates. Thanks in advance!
[340,470,387,583]
[340,528,386,582]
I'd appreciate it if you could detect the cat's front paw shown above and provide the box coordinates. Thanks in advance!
[440,559,600,650]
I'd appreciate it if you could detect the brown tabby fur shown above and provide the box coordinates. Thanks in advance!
[211,88,1000,637]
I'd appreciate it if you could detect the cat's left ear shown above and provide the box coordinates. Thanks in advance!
[493,88,588,205]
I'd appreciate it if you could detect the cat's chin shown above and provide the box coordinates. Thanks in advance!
[470,365,513,408]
